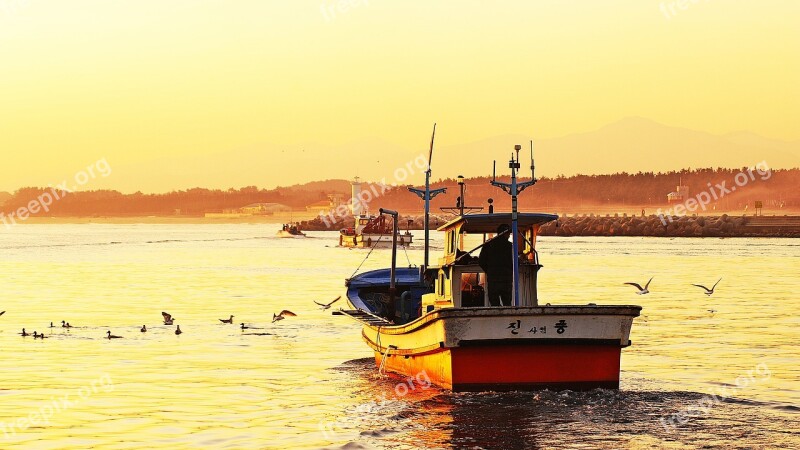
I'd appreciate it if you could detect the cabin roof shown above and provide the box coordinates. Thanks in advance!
[437,213,558,233]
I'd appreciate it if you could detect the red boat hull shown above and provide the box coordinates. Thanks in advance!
[374,343,622,391]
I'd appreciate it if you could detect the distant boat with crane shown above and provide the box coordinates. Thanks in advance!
[334,127,642,391]
[338,177,414,248]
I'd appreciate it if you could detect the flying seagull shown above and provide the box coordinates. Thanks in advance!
[692,278,722,296]
[162,312,175,325]
[0,311,5,316]
[219,315,234,324]
[106,331,123,339]
[624,277,653,295]
[272,310,297,323]
[314,296,341,310]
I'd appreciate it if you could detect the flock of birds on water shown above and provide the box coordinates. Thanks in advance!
[10,277,721,339]
[13,296,342,341]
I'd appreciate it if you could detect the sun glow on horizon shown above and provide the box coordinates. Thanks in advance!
[0,0,798,192]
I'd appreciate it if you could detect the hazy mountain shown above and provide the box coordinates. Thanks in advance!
[435,118,799,180]
[56,118,800,193]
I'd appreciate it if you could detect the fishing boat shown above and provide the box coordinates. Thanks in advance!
[335,131,641,391]
[338,213,413,248]
[277,223,306,238]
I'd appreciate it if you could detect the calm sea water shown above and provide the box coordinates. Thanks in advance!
[0,224,797,449]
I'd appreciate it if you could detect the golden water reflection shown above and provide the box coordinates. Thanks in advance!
[0,225,796,449]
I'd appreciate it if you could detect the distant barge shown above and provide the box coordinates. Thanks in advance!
[339,214,413,248]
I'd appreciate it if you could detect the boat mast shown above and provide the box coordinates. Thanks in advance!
[490,141,537,306]
[408,124,447,271]
[379,208,399,323]
[440,174,483,217]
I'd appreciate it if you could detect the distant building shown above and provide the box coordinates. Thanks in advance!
[667,178,689,203]
[306,193,346,214]
[238,203,292,215]
[306,200,330,213]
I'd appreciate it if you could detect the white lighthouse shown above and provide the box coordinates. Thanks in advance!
[351,177,362,216]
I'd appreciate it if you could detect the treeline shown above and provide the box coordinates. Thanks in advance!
[0,186,336,216]
[0,168,797,217]
[378,167,800,213]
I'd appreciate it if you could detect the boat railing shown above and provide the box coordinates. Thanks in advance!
[333,308,394,326]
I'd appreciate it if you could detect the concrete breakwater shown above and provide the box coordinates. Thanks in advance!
[537,214,800,238]
[299,214,800,237]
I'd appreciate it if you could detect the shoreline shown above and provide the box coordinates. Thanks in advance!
[4,214,800,238]
[299,213,800,238]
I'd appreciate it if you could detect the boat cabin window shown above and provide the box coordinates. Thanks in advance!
[460,272,485,307]
[446,230,457,255]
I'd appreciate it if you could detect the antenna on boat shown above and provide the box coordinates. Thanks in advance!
[440,174,483,216]
[530,140,535,180]
[408,123,447,272]
[490,143,538,307]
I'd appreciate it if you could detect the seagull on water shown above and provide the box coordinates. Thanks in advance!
[33,331,47,339]
[162,312,175,325]
[314,296,341,310]
[272,310,297,323]
[624,277,653,295]
[692,278,722,296]
[175,325,182,335]
[61,320,72,328]
[219,315,234,324]
[240,323,251,330]
[141,325,147,332]
[21,328,29,337]
[49,322,55,328]
[106,331,123,339]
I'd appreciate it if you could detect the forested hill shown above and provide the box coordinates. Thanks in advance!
[0,168,796,217]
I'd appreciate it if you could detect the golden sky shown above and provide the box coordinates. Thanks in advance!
[0,0,798,192]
